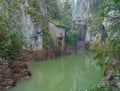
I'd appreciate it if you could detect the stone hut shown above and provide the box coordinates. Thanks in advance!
[49,22,66,53]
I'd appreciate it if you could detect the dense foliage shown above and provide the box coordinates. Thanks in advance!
[0,0,23,60]
[65,29,76,45]
[62,0,76,45]
[93,0,120,69]
[90,0,120,90]
[47,0,61,20]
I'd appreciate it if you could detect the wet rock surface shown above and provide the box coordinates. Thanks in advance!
[0,58,31,91]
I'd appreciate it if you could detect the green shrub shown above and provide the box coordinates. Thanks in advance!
[66,29,77,45]
[0,13,23,61]
[0,31,23,60]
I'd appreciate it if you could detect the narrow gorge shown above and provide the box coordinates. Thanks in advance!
[0,0,120,91]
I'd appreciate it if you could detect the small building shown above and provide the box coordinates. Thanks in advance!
[49,22,66,54]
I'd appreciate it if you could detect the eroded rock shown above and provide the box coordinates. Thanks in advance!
[0,61,31,91]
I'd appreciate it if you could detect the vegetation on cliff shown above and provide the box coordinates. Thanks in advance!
[90,0,120,90]
[0,0,23,60]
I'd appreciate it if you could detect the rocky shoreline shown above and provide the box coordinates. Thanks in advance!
[0,47,76,91]
[98,60,120,90]
[0,59,31,91]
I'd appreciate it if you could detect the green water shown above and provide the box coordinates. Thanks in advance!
[7,51,103,91]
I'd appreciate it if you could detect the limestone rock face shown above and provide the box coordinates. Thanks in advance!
[21,1,43,51]
[73,0,102,47]
[75,0,92,19]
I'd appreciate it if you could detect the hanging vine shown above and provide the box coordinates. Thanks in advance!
[25,0,51,49]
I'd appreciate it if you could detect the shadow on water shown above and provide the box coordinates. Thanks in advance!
[6,50,103,91]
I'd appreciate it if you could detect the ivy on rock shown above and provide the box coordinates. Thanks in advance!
[25,0,51,49]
